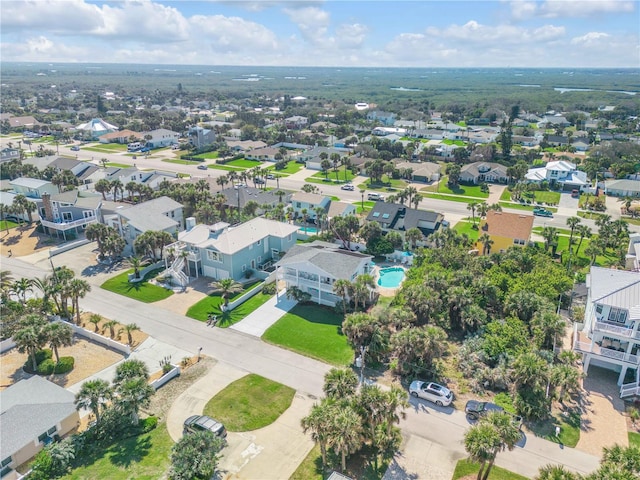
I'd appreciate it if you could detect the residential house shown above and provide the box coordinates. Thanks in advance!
[366,203,444,241]
[538,115,571,128]
[298,146,348,170]
[0,376,80,480]
[9,178,58,198]
[110,196,183,250]
[219,186,289,212]
[525,160,588,190]
[626,233,640,272]
[75,118,118,139]
[0,191,39,223]
[475,211,533,254]
[0,148,20,163]
[226,140,267,153]
[367,111,396,126]
[6,115,42,130]
[412,129,445,140]
[327,201,356,220]
[372,127,407,137]
[572,138,591,152]
[545,135,569,147]
[289,192,331,220]
[574,267,640,396]
[48,157,104,185]
[459,162,509,185]
[277,241,374,306]
[285,116,308,129]
[144,128,180,149]
[512,136,539,147]
[188,126,216,149]
[245,147,280,162]
[103,167,178,192]
[39,191,101,240]
[169,217,299,282]
[604,179,640,198]
[394,161,441,183]
[98,129,144,144]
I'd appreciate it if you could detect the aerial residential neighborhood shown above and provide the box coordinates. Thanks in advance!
[1,3,640,480]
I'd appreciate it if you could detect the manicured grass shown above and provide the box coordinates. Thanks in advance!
[629,431,640,447]
[204,374,295,431]
[355,200,377,214]
[453,220,480,241]
[162,158,200,165]
[452,459,528,480]
[191,151,220,159]
[81,146,126,154]
[502,189,561,205]
[185,282,270,327]
[577,211,608,220]
[207,164,245,172]
[309,165,356,183]
[92,143,128,151]
[225,158,262,168]
[441,139,467,147]
[262,304,352,366]
[529,410,581,448]
[105,162,132,168]
[0,220,19,230]
[101,269,173,303]
[423,179,489,198]
[62,423,173,480]
[290,443,323,480]
[423,192,481,204]
[291,443,389,480]
[266,161,305,175]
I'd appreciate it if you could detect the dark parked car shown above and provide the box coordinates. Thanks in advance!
[465,400,523,426]
[70,145,80,151]
[183,415,227,439]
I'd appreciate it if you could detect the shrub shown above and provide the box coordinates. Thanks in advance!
[38,359,56,375]
[141,415,158,433]
[35,349,53,364]
[261,282,277,295]
[54,356,75,374]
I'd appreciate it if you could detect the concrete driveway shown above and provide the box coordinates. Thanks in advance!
[167,361,314,480]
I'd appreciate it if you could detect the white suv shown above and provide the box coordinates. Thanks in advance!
[409,381,453,406]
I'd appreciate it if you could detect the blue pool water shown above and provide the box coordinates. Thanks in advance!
[377,267,406,288]
[298,226,318,234]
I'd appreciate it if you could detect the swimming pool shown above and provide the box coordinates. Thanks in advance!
[377,267,406,288]
[298,226,318,234]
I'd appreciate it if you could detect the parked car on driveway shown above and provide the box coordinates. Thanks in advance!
[266,173,275,180]
[464,400,523,427]
[409,381,453,406]
[183,415,227,439]
[70,146,80,151]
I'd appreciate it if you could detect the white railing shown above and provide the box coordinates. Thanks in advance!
[281,274,334,291]
[41,217,97,229]
[620,383,640,398]
[595,321,640,340]
[168,256,188,286]
[573,340,640,364]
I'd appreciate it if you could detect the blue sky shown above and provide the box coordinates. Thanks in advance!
[1,1,638,67]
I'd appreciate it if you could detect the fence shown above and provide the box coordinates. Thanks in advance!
[150,365,181,390]
[227,281,265,311]
[129,261,165,283]
[49,239,91,256]
[54,317,131,355]
[0,338,16,354]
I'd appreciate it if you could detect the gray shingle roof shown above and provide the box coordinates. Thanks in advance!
[118,196,182,232]
[278,242,372,280]
[366,203,443,235]
[0,376,77,459]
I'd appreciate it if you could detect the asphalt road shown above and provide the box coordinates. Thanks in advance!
[3,255,602,477]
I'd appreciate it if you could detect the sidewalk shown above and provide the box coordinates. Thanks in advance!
[230,289,297,337]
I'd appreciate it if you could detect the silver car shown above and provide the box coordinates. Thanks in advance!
[409,381,453,406]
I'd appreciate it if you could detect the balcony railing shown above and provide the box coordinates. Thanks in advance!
[595,321,640,340]
[574,340,640,365]
[281,274,334,291]
[41,217,97,230]
[620,383,640,398]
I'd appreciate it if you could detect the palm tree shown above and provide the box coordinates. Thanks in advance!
[111,179,124,202]
[210,278,243,307]
[75,379,112,426]
[95,179,111,201]
[0,270,13,302]
[477,202,489,219]
[333,279,352,315]
[14,322,47,372]
[541,226,559,253]
[12,277,33,304]
[329,405,362,472]
[405,227,423,249]
[575,225,592,254]
[113,359,150,386]
[467,201,479,225]
[480,412,523,480]
[124,323,140,346]
[103,319,118,338]
[478,233,494,255]
[127,256,144,280]
[301,400,335,467]
[323,367,358,400]
[584,241,602,266]
[566,216,581,249]
[88,313,102,332]
[68,278,91,324]
[412,193,423,209]
[535,464,580,480]
[115,376,155,425]
[44,322,74,363]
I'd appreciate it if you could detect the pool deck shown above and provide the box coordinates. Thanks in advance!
[374,263,407,297]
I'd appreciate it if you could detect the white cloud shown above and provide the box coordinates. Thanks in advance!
[570,31,610,45]
[190,15,279,52]
[426,20,565,45]
[0,0,103,33]
[510,0,635,18]
[283,6,331,45]
[335,23,368,49]
[4,36,89,62]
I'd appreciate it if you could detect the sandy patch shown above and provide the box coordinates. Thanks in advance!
[0,224,63,257]
[78,312,149,347]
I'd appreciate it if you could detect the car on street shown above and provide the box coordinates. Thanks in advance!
[234,183,247,189]
[341,183,355,191]
[140,146,151,153]
[409,381,453,406]
[197,164,208,170]
[266,174,275,180]
[255,177,265,184]
[533,207,553,217]
[70,146,80,151]
[367,192,384,201]
[464,400,504,420]
[183,415,227,439]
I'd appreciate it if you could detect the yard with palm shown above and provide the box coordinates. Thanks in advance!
[100,268,173,303]
[422,176,489,198]
[262,304,352,365]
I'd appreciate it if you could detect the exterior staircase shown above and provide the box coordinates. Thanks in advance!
[166,256,188,287]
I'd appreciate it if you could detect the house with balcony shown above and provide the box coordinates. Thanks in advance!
[188,125,216,149]
[166,217,299,284]
[145,128,180,149]
[284,115,308,129]
[289,192,331,221]
[574,267,640,397]
[39,191,101,240]
[366,203,444,242]
[525,160,588,190]
[277,241,374,307]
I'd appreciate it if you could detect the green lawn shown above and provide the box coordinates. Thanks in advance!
[262,304,352,365]
[441,139,467,147]
[203,374,295,431]
[266,161,305,175]
[422,178,489,198]
[100,269,173,303]
[105,162,132,168]
[0,220,19,230]
[452,459,528,480]
[91,143,128,151]
[308,165,356,183]
[185,282,270,327]
[528,410,581,448]
[423,192,482,204]
[61,423,173,480]
[355,200,377,214]
[290,444,323,480]
[499,202,558,213]
[162,158,200,165]
[366,177,407,190]
[207,164,245,172]
[453,220,480,241]
[629,431,640,447]
[501,189,561,205]
[191,151,220,159]
[224,158,262,169]
[577,211,608,221]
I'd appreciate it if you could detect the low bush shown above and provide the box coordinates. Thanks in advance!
[54,356,75,374]
[35,349,53,364]
[38,359,56,375]
[261,282,277,295]
[141,415,158,433]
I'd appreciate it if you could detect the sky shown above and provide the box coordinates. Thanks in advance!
[0,0,638,68]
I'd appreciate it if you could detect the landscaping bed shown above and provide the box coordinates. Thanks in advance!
[452,459,528,480]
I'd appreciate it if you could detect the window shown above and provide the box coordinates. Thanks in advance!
[83,211,94,219]
[47,426,57,435]
[206,250,222,262]
[258,256,262,263]
[0,456,12,478]
[288,234,292,241]
[608,307,628,324]
[38,432,48,443]
[513,239,525,245]
[242,265,246,272]
[382,213,390,219]
[296,202,302,208]
[372,212,380,217]
[271,248,279,257]
[257,239,261,246]
[596,304,604,315]
[62,212,72,222]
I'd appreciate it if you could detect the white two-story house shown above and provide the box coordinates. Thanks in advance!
[277,241,374,306]
[525,160,588,191]
[574,267,640,397]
